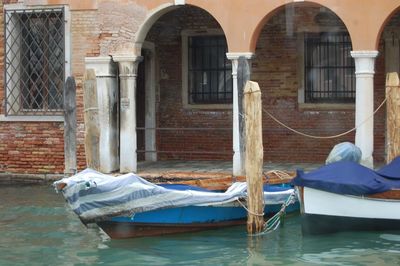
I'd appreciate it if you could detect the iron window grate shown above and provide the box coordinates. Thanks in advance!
[188,35,232,104]
[304,32,355,103]
[4,8,65,115]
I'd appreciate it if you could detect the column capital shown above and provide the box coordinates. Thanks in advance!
[85,56,117,78]
[350,50,379,59]
[112,54,143,63]
[351,50,379,76]
[226,52,255,60]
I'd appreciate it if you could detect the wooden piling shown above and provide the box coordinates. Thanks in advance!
[243,81,264,234]
[83,69,100,170]
[63,77,77,174]
[386,72,400,163]
[238,57,252,175]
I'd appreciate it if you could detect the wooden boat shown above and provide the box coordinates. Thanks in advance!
[97,183,298,238]
[293,157,400,235]
[54,169,298,239]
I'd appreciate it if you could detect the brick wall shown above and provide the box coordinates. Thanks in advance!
[146,7,233,161]
[253,7,356,163]
[0,6,101,174]
[0,1,150,174]
[0,123,65,173]
[147,5,393,163]
[0,2,397,174]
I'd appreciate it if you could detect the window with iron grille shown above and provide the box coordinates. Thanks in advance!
[188,35,232,104]
[304,32,355,103]
[4,8,65,115]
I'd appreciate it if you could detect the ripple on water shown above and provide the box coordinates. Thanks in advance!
[1,185,400,266]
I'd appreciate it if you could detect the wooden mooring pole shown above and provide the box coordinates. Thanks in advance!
[64,77,77,175]
[244,81,264,234]
[83,69,100,170]
[386,72,400,163]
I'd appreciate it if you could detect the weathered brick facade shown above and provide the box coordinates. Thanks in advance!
[144,6,394,163]
[0,1,398,174]
[145,7,233,161]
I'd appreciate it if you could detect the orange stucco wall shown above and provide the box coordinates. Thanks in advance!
[136,0,400,52]
[19,0,400,52]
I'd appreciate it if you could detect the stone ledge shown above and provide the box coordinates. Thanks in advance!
[0,173,64,185]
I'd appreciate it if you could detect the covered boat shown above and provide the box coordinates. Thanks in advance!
[293,157,400,234]
[54,169,298,238]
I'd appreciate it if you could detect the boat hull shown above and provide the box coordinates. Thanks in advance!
[302,213,400,235]
[299,187,400,234]
[97,204,299,239]
[97,220,246,239]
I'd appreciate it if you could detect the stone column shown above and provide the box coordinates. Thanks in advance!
[350,51,379,168]
[226,53,254,176]
[143,48,157,162]
[113,55,143,173]
[85,57,119,173]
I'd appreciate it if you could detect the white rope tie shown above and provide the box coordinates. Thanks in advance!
[250,190,298,236]
[262,96,387,139]
[84,107,99,112]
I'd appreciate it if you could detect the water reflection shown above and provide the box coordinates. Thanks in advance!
[1,185,400,265]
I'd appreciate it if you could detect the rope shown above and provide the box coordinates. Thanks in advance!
[236,199,265,217]
[250,190,297,236]
[84,107,99,112]
[262,96,387,139]
[264,170,292,180]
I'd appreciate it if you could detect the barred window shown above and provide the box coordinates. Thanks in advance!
[4,8,65,115]
[188,35,232,104]
[304,32,355,103]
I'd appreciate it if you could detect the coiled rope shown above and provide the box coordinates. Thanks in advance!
[262,96,387,139]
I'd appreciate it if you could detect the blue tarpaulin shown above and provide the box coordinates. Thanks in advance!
[292,157,400,196]
[377,157,400,179]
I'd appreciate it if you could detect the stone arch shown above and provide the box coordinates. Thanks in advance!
[249,1,352,53]
[375,5,400,50]
[134,3,177,52]
[134,2,229,55]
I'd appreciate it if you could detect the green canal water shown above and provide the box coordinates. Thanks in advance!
[1,185,400,266]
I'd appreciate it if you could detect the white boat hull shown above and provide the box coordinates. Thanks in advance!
[299,187,400,234]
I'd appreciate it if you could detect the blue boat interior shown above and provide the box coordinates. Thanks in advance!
[158,184,212,192]
[292,156,400,195]
[110,183,297,224]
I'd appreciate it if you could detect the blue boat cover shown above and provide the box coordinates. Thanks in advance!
[292,158,400,195]
[377,156,400,179]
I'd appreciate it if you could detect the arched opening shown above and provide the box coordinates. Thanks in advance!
[136,5,233,168]
[374,7,400,162]
[252,2,356,163]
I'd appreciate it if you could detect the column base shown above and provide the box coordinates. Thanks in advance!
[360,155,374,169]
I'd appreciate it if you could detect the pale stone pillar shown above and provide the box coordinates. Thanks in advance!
[113,55,143,173]
[85,56,119,173]
[351,51,379,168]
[143,47,157,162]
[227,53,254,176]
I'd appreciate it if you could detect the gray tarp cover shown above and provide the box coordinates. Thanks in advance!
[54,169,294,224]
